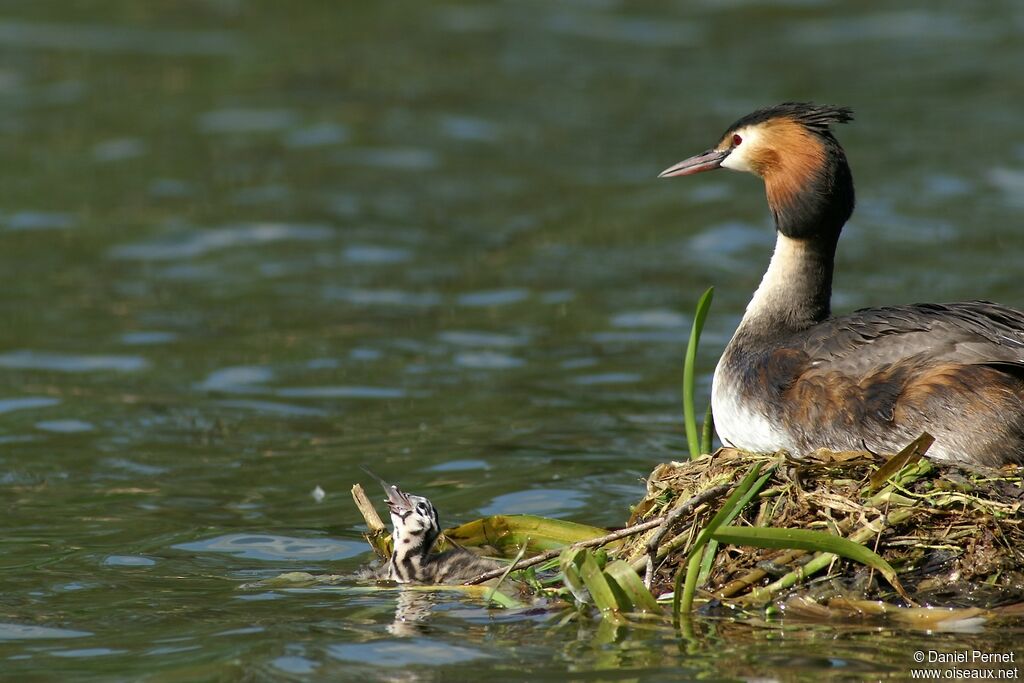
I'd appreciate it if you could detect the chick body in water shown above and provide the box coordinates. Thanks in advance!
[373,477,501,584]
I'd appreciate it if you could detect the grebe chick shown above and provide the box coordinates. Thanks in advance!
[659,102,1024,468]
[376,479,501,584]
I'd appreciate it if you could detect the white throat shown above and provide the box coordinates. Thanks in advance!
[710,234,807,455]
[744,233,806,321]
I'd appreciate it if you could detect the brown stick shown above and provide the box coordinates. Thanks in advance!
[351,483,386,533]
[462,485,731,586]
[352,483,390,560]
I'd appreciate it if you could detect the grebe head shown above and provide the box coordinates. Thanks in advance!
[659,102,856,244]
[384,483,441,553]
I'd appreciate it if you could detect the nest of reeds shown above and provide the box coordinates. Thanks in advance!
[621,446,1024,609]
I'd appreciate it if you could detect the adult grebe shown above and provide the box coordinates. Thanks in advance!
[659,102,1024,468]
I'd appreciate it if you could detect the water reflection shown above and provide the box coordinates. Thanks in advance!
[327,636,491,667]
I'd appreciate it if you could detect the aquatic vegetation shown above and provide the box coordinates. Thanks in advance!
[683,287,715,459]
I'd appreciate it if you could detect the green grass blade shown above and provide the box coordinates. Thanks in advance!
[677,548,704,624]
[671,560,684,629]
[686,462,764,560]
[577,550,627,615]
[695,467,774,585]
[559,548,589,604]
[485,541,528,606]
[696,538,719,588]
[709,525,908,598]
[700,403,715,456]
[480,588,520,608]
[674,462,763,620]
[604,560,661,613]
[683,287,714,459]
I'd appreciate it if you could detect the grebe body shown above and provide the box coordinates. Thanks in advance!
[661,103,1024,468]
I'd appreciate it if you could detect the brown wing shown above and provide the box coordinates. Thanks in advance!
[800,301,1024,372]
[767,301,1024,462]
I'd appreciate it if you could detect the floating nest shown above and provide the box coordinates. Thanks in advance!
[621,447,1024,611]
[341,443,1023,625]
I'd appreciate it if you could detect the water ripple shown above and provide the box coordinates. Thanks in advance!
[453,351,524,369]
[198,108,298,134]
[571,372,642,385]
[2,210,77,231]
[110,222,333,260]
[545,12,699,46]
[0,623,91,641]
[435,6,500,33]
[103,555,156,567]
[283,122,349,148]
[456,289,529,307]
[988,167,1024,207]
[196,366,274,393]
[0,20,238,56]
[324,287,442,307]
[688,221,772,257]
[332,147,439,171]
[103,458,167,476]
[0,396,59,414]
[50,648,125,658]
[272,655,319,674]
[0,350,147,373]
[439,115,499,142]
[92,137,146,162]
[343,245,413,264]
[789,11,982,44]
[610,309,688,328]
[174,533,363,561]
[478,488,586,517]
[275,386,406,400]
[438,331,529,348]
[119,331,177,346]
[36,419,94,433]
[590,330,685,344]
[214,399,327,417]
[327,639,491,666]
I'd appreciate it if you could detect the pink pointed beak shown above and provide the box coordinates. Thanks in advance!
[658,148,729,178]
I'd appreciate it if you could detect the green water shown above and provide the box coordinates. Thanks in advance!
[1,1,1022,680]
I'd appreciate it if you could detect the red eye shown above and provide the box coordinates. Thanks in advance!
[732,134,742,146]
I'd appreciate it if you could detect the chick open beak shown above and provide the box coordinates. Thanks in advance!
[385,484,413,514]
[658,148,729,178]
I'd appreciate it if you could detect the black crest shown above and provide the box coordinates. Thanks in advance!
[724,102,854,137]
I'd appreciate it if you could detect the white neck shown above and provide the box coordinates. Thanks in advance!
[739,233,833,334]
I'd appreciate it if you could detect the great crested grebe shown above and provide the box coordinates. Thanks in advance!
[373,477,501,584]
[659,102,1024,468]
